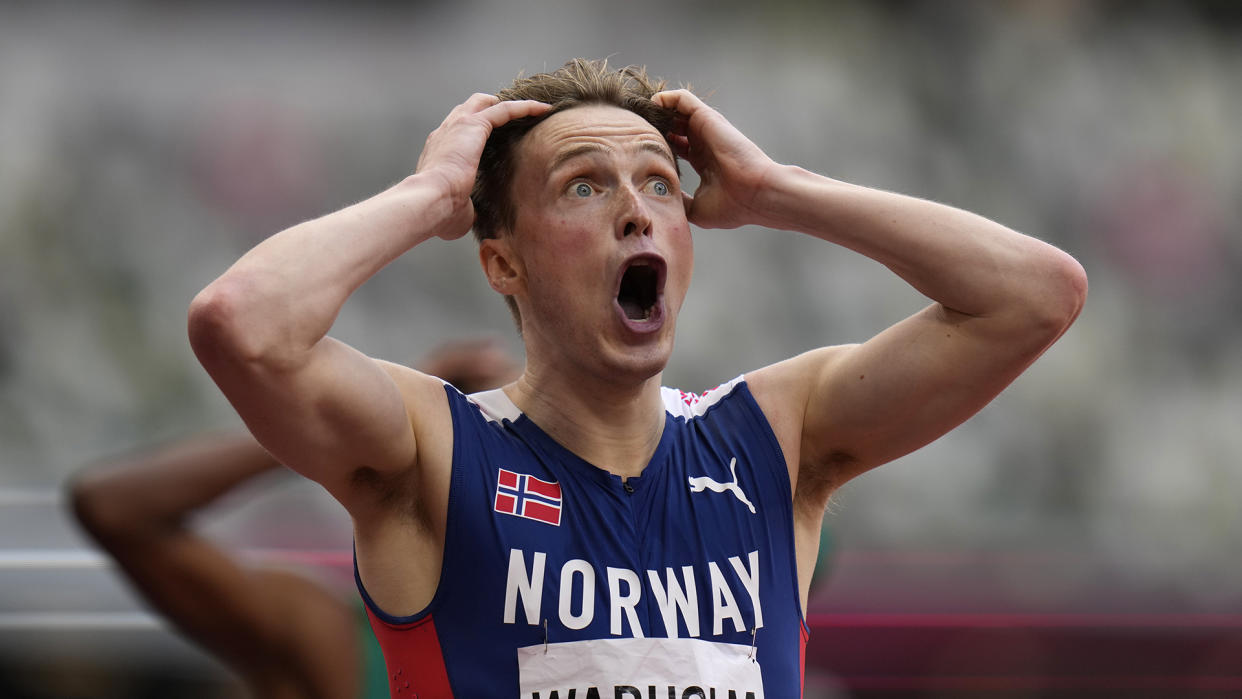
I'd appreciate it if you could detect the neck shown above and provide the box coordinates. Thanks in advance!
[505,363,666,480]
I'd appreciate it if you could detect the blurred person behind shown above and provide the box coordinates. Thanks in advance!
[68,339,519,699]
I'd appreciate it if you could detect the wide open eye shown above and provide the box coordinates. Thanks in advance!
[651,180,669,196]
[573,182,594,198]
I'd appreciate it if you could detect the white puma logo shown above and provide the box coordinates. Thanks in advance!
[687,457,756,514]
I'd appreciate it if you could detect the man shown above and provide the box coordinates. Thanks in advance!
[188,59,1086,697]
[69,340,518,699]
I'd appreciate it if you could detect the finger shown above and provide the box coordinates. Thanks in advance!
[665,113,690,140]
[681,190,695,217]
[667,132,690,160]
[652,89,709,116]
[476,99,552,129]
[669,131,712,174]
[459,92,501,114]
[433,94,499,130]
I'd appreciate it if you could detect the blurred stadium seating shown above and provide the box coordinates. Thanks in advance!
[3,1,1241,696]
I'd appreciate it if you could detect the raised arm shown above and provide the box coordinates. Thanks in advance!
[187,95,548,511]
[67,434,362,697]
[654,89,1087,504]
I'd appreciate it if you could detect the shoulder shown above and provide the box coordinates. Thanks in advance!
[375,359,445,400]
[374,359,454,434]
[745,345,854,422]
[741,345,856,474]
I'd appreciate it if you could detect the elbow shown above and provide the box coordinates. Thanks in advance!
[187,280,239,357]
[187,277,269,371]
[66,469,127,545]
[1026,247,1089,340]
[1049,249,1089,327]
[65,471,98,533]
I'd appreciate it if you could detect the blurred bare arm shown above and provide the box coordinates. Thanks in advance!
[68,434,359,697]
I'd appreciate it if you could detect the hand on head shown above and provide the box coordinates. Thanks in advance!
[652,89,778,231]
[416,94,550,241]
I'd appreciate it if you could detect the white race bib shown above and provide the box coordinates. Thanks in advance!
[517,637,764,698]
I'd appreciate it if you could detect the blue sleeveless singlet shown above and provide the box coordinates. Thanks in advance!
[357,377,808,698]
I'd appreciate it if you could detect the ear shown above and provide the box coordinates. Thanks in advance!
[479,235,523,296]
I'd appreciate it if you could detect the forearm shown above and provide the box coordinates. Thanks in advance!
[189,173,454,365]
[70,433,281,540]
[758,166,1086,324]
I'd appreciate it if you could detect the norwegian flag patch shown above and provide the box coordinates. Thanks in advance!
[494,468,562,526]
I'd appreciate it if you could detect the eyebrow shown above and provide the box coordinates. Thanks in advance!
[547,140,676,176]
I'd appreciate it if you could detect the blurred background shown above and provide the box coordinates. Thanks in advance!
[2,0,1240,696]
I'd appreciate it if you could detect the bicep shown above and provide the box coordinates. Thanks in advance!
[197,335,422,505]
[802,302,1052,482]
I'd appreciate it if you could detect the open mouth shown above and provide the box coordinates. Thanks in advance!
[616,256,664,322]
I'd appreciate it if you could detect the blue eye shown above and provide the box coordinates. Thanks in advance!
[574,183,593,197]
[652,181,669,196]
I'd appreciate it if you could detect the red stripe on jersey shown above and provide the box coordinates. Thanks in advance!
[799,621,809,697]
[364,607,453,697]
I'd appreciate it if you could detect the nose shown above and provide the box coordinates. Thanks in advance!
[616,185,652,239]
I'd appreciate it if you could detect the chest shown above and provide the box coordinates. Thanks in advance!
[466,434,781,643]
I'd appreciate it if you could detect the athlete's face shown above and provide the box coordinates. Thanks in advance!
[488,104,694,382]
